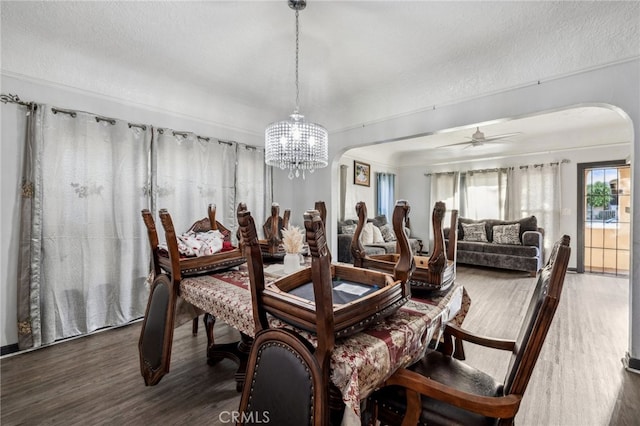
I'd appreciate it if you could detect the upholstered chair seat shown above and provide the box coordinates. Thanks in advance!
[372,350,505,426]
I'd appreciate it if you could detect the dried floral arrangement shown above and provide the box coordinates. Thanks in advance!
[281,225,304,254]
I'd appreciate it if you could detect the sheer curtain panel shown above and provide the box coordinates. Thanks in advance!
[153,130,236,240]
[462,170,508,220]
[236,144,270,237]
[430,172,460,216]
[429,172,460,250]
[511,163,562,255]
[17,105,152,349]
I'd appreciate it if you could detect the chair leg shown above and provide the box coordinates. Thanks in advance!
[192,316,199,335]
[453,339,466,360]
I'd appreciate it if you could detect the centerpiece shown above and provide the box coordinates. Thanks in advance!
[281,225,305,274]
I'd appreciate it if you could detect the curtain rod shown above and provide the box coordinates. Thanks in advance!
[1,93,35,108]
[425,168,511,177]
[425,159,570,177]
[519,159,570,169]
[2,92,262,150]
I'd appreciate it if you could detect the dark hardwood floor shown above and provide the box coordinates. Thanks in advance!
[1,266,637,425]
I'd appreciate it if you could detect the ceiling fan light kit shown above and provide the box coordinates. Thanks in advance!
[264,0,328,180]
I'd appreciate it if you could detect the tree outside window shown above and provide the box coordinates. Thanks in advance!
[587,181,612,209]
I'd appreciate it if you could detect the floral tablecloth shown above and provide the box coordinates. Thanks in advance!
[180,265,470,425]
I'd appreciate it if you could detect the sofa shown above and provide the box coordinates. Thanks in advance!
[444,216,544,276]
[337,214,420,263]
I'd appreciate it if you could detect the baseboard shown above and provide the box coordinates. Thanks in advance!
[623,352,640,374]
[1,318,144,359]
[1,343,20,356]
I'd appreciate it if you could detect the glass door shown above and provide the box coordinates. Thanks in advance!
[578,161,630,275]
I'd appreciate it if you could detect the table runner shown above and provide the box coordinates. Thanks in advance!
[180,265,469,424]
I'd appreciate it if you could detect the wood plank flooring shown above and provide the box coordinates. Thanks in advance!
[1,266,637,425]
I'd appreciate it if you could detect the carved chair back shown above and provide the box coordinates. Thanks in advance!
[504,235,571,395]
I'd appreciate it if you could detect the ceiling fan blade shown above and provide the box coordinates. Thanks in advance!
[482,132,522,142]
[442,141,474,148]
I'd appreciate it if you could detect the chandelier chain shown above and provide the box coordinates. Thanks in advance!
[295,9,300,113]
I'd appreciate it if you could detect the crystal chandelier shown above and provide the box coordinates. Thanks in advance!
[265,0,328,180]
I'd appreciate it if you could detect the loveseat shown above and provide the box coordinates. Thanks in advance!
[337,214,420,263]
[444,216,544,276]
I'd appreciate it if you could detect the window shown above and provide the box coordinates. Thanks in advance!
[376,172,395,218]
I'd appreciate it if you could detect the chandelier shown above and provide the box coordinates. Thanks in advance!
[265,0,328,180]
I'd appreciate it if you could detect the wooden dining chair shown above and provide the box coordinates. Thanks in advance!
[237,327,328,426]
[237,202,409,424]
[259,202,291,259]
[352,200,458,292]
[366,235,571,426]
[138,205,245,386]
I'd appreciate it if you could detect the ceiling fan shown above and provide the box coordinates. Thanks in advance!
[444,127,521,149]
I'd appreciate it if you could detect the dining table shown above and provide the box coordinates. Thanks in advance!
[176,260,470,425]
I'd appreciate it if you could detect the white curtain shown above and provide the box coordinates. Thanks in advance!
[462,170,508,220]
[17,108,271,351]
[236,144,271,239]
[153,130,236,240]
[510,163,562,254]
[429,172,460,250]
[17,105,151,348]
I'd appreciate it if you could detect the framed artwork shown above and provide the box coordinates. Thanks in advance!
[354,161,371,186]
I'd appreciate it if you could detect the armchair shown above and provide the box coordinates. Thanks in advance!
[367,235,571,425]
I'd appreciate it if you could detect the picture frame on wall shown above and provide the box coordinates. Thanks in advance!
[354,161,371,186]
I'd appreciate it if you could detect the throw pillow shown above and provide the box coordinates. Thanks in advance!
[370,215,388,228]
[379,224,397,242]
[338,219,355,233]
[372,224,385,243]
[493,224,521,245]
[462,222,488,242]
[342,224,357,235]
[360,222,375,245]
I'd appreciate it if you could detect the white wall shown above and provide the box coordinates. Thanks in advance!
[0,74,260,348]
[339,154,399,220]
[397,144,631,267]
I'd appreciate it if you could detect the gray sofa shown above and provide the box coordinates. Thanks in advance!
[337,214,420,263]
[444,216,544,276]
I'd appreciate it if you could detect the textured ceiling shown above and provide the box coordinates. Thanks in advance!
[2,1,639,158]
